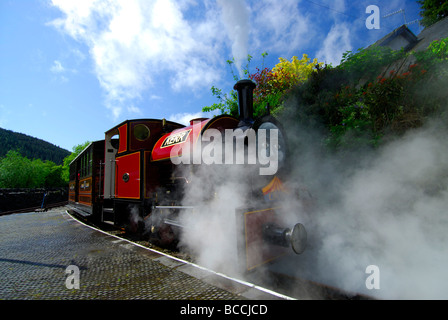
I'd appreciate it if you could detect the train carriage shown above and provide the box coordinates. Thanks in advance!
[68,140,105,219]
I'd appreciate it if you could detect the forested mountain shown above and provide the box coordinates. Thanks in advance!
[0,127,70,165]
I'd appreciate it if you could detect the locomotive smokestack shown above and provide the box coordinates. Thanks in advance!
[234,79,256,127]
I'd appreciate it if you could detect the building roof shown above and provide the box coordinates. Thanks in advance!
[374,16,448,53]
[376,24,419,52]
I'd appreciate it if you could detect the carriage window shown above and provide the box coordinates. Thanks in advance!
[134,124,150,141]
[88,149,92,176]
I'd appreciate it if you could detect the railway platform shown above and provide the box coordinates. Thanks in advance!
[0,207,291,300]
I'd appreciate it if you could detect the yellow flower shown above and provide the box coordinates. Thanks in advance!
[271,54,323,88]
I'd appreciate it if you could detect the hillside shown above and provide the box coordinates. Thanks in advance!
[0,127,70,165]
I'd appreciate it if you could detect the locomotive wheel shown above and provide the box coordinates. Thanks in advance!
[155,224,176,245]
[147,210,179,249]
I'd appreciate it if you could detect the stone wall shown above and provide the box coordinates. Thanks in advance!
[0,187,68,213]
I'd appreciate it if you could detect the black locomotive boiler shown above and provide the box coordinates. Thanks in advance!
[68,79,308,271]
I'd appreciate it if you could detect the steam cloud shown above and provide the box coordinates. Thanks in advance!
[178,164,246,275]
[271,109,448,299]
[217,0,250,78]
[174,107,448,299]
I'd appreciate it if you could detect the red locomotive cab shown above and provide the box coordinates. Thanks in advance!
[115,152,141,199]
[151,116,240,163]
[103,119,185,200]
[101,119,185,227]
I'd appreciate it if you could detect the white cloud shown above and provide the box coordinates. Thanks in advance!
[50,60,65,73]
[50,60,70,83]
[316,23,352,66]
[127,105,142,115]
[49,0,226,120]
[48,0,363,120]
[251,0,312,56]
[150,94,162,100]
[168,111,213,126]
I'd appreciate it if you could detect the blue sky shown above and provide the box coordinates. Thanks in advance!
[0,0,422,152]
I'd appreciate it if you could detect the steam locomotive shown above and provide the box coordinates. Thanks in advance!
[68,79,308,271]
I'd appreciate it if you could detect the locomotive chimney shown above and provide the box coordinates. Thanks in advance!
[234,79,256,128]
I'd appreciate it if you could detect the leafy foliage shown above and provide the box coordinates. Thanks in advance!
[0,150,66,188]
[417,0,448,27]
[283,37,448,151]
[203,52,324,118]
[413,37,448,74]
[202,86,239,117]
[0,138,90,188]
[338,46,405,84]
[203,35,448,154]
[61,141,92,182]
[249,54,323,117]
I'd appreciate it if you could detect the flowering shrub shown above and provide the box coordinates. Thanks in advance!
[414,37,448,76]
[249,54,323,116]
[283,43,446,152]
[324,59,438,149]
[204,38,448,153]
[328,101,378,149]
[272,54,323,85]
[203,52,323,118]
[339,46,405,84]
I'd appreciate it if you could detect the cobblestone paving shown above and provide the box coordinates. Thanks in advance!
[0,209,244,300]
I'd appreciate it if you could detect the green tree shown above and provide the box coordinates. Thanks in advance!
[202,86,239,117]
[45,164,65,187]
[0,150,33,188]
[0,150,67,188]
[61,141,91,183]
[339,46,405,84]
[418,0,448,27]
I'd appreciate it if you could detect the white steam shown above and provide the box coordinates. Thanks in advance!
[217,0,250,78]
[272,117,448,299]
[175,114,448,299]
[177,164,248,277]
